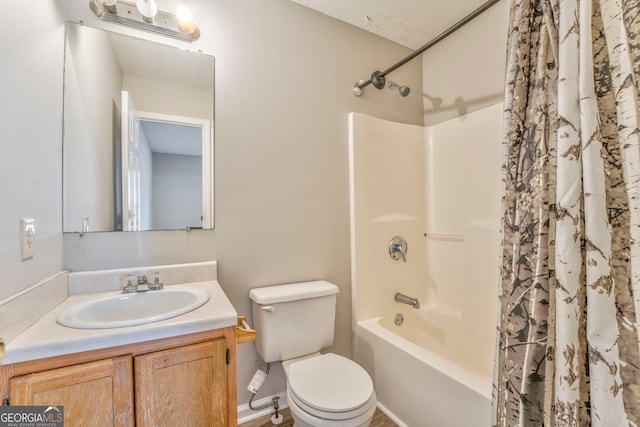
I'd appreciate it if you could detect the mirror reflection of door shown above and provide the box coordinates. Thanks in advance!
[121,90,141,230]
[119,91,211,231]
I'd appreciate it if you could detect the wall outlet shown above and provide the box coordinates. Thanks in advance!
[21,218,35,260]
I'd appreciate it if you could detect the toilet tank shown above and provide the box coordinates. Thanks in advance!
[249,281,339,363]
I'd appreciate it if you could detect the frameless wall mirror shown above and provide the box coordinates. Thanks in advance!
[62,22,214,232]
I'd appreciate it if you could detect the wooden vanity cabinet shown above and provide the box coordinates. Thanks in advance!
[10,355,133,426]
[0,327,237,427]
[135,339,229,427]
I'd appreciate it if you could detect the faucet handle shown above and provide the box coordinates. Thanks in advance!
[122,275,137,293]
[148,272,163,290]
[389,236,408,262]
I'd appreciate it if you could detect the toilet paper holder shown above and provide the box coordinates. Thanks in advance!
[236,316,257,344]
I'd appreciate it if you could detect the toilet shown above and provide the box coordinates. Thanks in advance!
[249,281,376,427]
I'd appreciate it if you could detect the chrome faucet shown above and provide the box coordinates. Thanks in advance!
[389,236,408,262]
[122,273,163,293]
[395,292,420,309]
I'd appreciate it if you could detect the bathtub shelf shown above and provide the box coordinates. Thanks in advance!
[236,316,257,344]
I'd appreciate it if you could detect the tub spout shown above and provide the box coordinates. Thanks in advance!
[395,292,420,309]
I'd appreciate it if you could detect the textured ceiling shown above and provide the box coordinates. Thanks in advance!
[108,31,213,89]
[291,0,494,49]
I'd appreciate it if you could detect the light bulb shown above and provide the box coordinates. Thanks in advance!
[101,0,117,13]
[136,0,158,22]
[176,6,193,32]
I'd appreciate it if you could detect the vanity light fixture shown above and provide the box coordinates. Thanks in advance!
[89,0,200,42]
[136,0,158,23]
[102,0,117,13]
[176,6,194,33]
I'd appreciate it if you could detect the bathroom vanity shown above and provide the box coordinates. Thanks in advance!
[0,262,240,426]
[0,327,236,426]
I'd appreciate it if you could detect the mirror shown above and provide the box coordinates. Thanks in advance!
[62,22,214,232]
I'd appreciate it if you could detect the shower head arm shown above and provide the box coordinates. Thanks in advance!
[387,81,410,97]
[354,72,412,97]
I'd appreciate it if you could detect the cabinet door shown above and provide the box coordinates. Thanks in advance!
[135,339,228,427]
[9,355,134,427]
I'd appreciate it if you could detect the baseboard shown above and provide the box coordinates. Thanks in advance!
[376,402,408,427]
[237,392,288,424]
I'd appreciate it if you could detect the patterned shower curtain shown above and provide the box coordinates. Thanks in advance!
[492,0,640,425]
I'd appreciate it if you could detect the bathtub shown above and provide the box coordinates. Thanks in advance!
[354,312,492,427]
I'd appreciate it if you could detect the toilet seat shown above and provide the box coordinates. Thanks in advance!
[286,353,375,421]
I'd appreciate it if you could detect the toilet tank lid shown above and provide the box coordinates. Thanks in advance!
[249,281,339,304]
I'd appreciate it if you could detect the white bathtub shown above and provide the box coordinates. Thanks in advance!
[355,314,492,427]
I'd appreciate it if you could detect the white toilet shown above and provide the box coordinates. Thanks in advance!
[250,281,376,427]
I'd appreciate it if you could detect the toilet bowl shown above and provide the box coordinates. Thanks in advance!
[284,353,376,427]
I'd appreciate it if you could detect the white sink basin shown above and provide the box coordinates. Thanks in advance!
[56,286,210,329]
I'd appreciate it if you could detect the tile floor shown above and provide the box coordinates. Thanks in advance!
[240,407,398,427]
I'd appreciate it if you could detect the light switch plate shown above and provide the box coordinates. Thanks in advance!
[21,218,35,260]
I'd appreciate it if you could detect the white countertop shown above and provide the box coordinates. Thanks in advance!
[2,280,237,365]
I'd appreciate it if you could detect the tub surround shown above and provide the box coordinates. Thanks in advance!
[349,108,501,426]
[1,261,237,365]
[348,112,427,322]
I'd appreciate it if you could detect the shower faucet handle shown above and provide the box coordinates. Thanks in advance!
[389,236,407,262]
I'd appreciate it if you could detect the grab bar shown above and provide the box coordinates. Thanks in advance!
[395,292,420,309]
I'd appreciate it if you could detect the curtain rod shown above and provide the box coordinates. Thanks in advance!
[352,0,502,96]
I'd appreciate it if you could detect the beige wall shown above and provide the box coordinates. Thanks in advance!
[0,1,65,301]
[422,0,509,126]
[61,0,424,404]
[63,23,122,232]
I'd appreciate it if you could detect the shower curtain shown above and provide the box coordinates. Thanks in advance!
[492,0,640,426]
